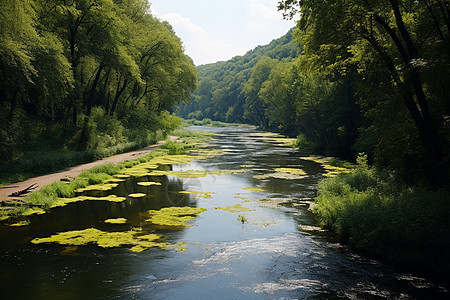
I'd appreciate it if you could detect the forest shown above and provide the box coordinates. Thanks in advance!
[1,0,450,290]
[179,0,450,273]
[181,0,450,187]
[0,0,196,182]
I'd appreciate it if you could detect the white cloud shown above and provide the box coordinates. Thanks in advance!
[150,1,294,65]
[248,0,283,31]
[155,12,237,65]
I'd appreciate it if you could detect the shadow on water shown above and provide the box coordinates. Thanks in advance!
[0,126,449,299]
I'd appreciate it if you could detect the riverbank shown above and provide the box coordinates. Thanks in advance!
[0,129,212,220]
[313,154,450,278]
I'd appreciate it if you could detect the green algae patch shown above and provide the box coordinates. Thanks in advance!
[301,156,351,177]
[128,193,146,198]
[9,220,30,227]
[214,204,253,213]
[274,168,307,175]
[23,207,46,216]
[137,182,162,187]
[150,154,206,166]
[106,178,126,183]
[105,218,127,224]
[50,195,126,208]
[75,183,118,193]
[147,169,245,179]
[242,187,266,193]
[179,191,215,199]
[255,167,308,180]
[114,174,132,179]
[31,228,167,252]
[146,206,207,228]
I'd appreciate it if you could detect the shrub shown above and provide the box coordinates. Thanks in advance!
[313,155,450,273]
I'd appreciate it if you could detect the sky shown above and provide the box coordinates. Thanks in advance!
[149,0,296,66]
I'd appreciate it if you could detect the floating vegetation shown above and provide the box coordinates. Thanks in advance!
[146,169,245,179]
[23,207,46,216]
[31,228,168,252]
[214,204,252,213]
[50,195,127,208]
[187,149,226,157]
[106,178,126,183]
[114,174,132,179]
[242,187,266,193]
[301,156,351,177]
[174,241,189,252]
[274,168,307,175]
[128,193,146,198]
[145,206,207,228]
[255,167,308,180]
[75,183,118,193]
[179,191,215,199]
[137,182,162,187]
[105,218,127,224]
[237,215,247,223]
[9,220,30,227]
[258,198,294,208]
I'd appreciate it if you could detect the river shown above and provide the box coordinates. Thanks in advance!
[0,126,448,299]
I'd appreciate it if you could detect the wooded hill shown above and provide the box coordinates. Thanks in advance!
[180,0,450,186]
[177,29,300,126]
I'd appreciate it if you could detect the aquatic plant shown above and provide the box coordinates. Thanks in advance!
[301,156,351,177]
[50,195,126,208]
[137,182,162,186]
[145,206,207,228]
[214,204,252,213]
[242,187,266,193]
[179,191,215,199]
[128,193,147,198]
[105,218,127,224]
[237,215,247,224]
[31,228,168,252]
[9,220,30,227]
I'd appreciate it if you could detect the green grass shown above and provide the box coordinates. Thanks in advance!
[0,128,213,220]
[0,131,165,187]
[313,155,450,274]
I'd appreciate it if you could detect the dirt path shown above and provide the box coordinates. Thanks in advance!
[0,138,175,202]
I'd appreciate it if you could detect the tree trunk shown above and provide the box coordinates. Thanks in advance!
[109,79,128,116]
[86,62,104,117]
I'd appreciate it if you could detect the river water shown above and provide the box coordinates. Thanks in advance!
[0,126,448,299]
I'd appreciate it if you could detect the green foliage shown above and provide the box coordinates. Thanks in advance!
[177,29,300,125]
[0,0,197,173]
[314,162,450,273]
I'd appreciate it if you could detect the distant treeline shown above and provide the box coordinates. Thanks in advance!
[179,1,450,185]
[0,0,197,163]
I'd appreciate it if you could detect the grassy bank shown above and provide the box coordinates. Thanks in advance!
[0,130,167,187]
[313,154,450,275]
[0,128,213,221]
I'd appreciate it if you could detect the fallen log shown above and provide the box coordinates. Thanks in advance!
[9,184,38,197]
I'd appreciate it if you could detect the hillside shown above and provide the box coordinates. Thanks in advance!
[177,29,300,124]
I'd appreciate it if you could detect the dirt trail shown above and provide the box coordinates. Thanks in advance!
[0,138,174,202]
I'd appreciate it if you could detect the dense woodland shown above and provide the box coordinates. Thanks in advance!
[0,0,196,176]
[181,0,450,186]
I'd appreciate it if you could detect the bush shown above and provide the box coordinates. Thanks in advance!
[313,155,450,274]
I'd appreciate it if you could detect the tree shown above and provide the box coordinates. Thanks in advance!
[278,0,450,184]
